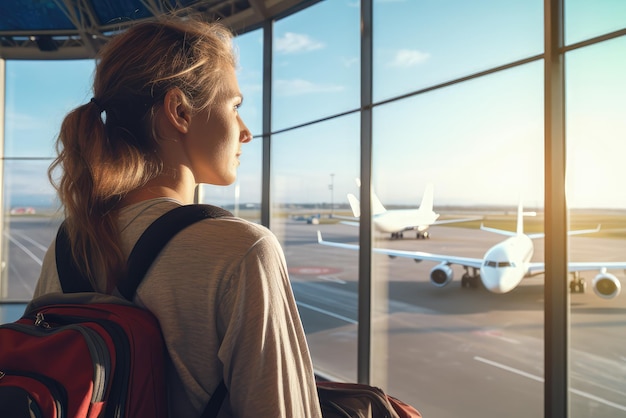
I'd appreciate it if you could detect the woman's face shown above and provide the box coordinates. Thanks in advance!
[183,66,252,185]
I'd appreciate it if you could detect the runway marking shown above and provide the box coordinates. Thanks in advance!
[12,231,48,252]
[296,301,357,324]
[4,232,43,266]
[474,356,626,412]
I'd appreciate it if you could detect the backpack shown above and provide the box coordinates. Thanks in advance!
[317,381,422,418]
[0,204,230,418]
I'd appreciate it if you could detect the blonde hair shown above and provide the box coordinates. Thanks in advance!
[49,16,236,291]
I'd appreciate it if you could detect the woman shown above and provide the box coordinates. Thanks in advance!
[33,16,322,418]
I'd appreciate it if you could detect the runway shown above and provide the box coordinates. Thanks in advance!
[2,215,625,418]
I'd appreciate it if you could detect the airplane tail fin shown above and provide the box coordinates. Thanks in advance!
[347,192,386,217]
[347,194,361,218]
[419,183,435,212]
[354,178,386,216]
[371,190,386,215]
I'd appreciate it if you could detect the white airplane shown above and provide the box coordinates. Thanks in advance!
[333,181,481,239]
[318,203,624,299]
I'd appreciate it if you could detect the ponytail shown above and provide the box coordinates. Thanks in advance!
[49,98,163,291]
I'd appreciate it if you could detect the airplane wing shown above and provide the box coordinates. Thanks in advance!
[509,261,626,277]
[568,261,626,272]
[316,231,483,269]
[317,232,624,298]
[481,223,602,239]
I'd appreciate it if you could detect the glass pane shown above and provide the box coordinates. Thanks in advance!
[270,114,360,382]
[272,0,360,131]
[233,28,263,137]
[2,60,93,303]
[565,0,626,45]
[566,36,626,418]
[200,28,264,221]
[4,60,95,158]
[371,62,544,417]
[373,0,543,103]
[1,160,62,302]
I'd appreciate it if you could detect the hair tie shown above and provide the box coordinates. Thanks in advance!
[90,97,105,113]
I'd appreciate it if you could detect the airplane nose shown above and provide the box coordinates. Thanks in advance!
[480,267,520,294]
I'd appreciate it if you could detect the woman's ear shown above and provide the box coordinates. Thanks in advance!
[162,88,191,134]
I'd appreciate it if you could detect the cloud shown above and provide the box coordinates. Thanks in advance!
[274,79,344,96]
[275,32,324,54]
[389,49,430,68]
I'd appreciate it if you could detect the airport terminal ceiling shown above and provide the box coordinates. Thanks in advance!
[0,0,317,60]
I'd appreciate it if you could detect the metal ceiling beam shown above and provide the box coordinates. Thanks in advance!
[0,0,312,60]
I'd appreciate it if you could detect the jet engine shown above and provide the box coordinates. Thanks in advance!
[592,272,621,299]
[430,263,453,287]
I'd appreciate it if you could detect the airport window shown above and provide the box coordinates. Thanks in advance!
[271,0,360,131]
[565,34,626,417]
[270,114,361,382]
[1,59,93,307]
[565,0,626,45]
[372,0,543,103]
[371,57,544,415]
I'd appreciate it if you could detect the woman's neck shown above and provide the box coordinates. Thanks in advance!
[120,169,196,208]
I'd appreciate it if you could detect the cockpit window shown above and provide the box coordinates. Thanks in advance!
[485,260,517,268]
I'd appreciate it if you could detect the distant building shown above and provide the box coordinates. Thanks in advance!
[10,207,36,215]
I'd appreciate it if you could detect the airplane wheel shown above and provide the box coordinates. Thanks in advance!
[469,276,480,288]
[461,274,470,288]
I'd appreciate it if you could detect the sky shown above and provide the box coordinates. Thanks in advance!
[3,0,625,210]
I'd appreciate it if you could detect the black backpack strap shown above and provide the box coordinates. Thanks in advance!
[56,222,94,293]
[126,204,230,417]
[118,204,232,301]
[202,380,228,418]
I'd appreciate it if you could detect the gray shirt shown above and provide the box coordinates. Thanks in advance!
[33,198,322,418]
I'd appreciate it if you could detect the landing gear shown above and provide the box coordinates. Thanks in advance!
[390,231,430,239]
[461,267,481,289]
[569,272,587,294]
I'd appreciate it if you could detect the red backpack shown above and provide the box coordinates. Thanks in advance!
[0,204,229,418]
